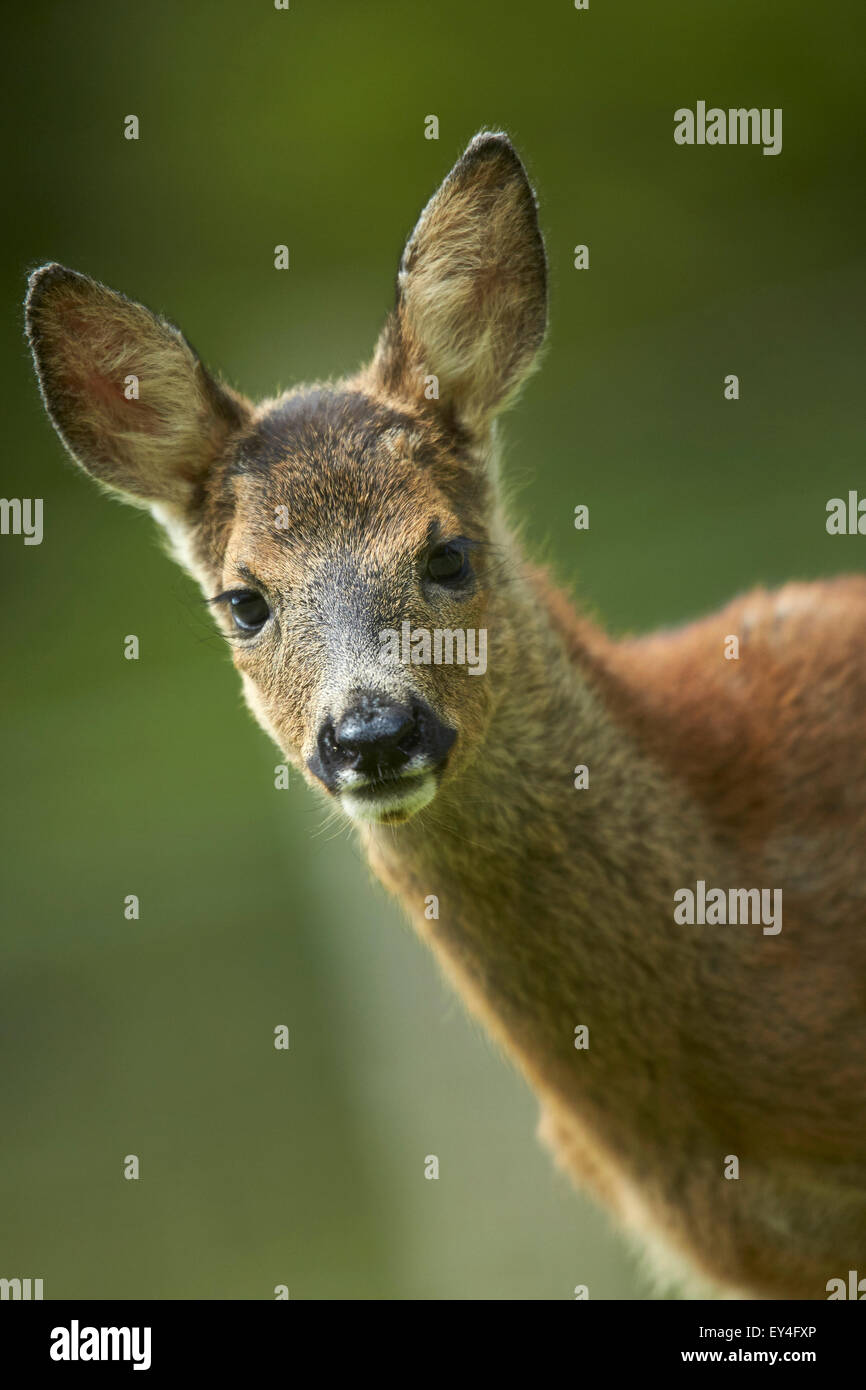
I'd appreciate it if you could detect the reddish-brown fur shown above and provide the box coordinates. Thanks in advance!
[26,132,866,1298]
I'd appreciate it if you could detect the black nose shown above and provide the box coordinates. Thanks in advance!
[315,691,416,783]
[333,693,416,774]
[310,689,457,791]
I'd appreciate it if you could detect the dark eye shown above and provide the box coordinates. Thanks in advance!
[229,590,270,633]
[427,543,469,585]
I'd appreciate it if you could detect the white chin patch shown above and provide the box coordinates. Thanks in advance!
[340,772,437,825]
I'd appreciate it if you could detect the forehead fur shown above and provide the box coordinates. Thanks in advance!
[198,386,490,577]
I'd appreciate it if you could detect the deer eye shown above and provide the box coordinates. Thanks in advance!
[229,590,270,633]
[427,542,469,585]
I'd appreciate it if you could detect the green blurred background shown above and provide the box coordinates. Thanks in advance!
[1,0,864,1299]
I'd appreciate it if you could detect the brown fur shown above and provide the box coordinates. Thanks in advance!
[26,131,866,1299]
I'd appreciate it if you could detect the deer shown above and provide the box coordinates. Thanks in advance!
[25,131,866,1300]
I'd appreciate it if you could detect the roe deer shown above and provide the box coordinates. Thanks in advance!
[26,131,866,1299]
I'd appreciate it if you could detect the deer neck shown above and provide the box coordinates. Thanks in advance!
[361,543,720,1135]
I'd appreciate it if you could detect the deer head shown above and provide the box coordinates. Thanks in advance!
[26,132,547,825]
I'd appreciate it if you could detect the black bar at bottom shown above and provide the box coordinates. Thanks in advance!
[1,1298,860,1375]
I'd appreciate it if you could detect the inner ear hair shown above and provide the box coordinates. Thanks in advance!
[371,131,548,435]
[26,262,251,508]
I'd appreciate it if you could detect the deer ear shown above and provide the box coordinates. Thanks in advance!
[25,263,251,508]
[372,131,547,435]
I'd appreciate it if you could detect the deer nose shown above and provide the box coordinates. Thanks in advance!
[326,692,417,777]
